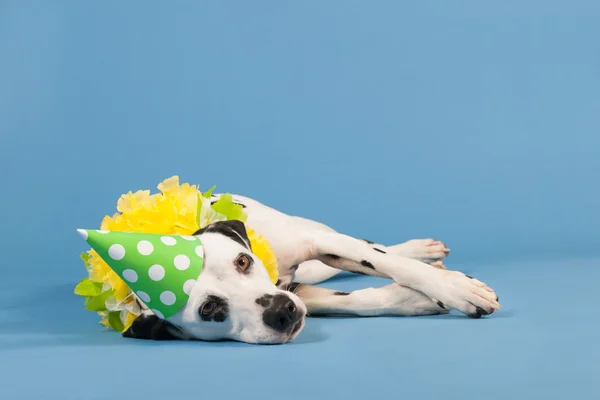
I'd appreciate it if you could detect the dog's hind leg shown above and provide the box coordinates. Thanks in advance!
[293,260,342,284]
[284,282,448,316]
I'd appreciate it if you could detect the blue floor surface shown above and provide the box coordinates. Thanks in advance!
[1,257,598,399]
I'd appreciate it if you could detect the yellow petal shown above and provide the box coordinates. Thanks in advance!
[157,176,180,194]
[122,312,138,332]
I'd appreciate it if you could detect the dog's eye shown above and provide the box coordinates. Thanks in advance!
[201,301,217,315]
[235,254,251,271]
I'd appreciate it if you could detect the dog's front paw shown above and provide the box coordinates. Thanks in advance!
[431,270,500,318]
[388,239,450,266]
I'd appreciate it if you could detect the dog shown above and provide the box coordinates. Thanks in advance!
[123,193,500,344]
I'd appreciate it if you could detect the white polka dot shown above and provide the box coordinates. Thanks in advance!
[181,235,197,241]
[161,236,177,246]
[183,279,196,295]
[136,291,151,302]
[77,229,88,240]
[108,244,125,260]
[137,240,154,256]
[174,254,190,270]
[148,264,165,281]
[195,245,204,257]
[160,291,176,306]
[97,230,109,234]
[122,269,138,283]
[152,309,164,319]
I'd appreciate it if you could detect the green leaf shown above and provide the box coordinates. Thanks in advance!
[85,289,114,311]
[196,192,203,228]
[211,193,248,223]
[74,278,103,297]
[202,185,216,199]
[80,251,91,271]
[108,311,125,332]
[80,252,91,264]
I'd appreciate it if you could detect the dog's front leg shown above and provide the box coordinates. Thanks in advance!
[307,231,500,318]
[285,283,449,317]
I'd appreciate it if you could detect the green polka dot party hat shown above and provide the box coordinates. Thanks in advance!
[77,229,204,319]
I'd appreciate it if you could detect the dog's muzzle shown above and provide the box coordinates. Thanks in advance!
[261,294,303,333]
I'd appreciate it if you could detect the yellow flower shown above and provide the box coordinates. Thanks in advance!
[87,249,132,304]
[98,312,110,328]
[82,175,279,332]
[246,228,279,284]
[122,310,138,332]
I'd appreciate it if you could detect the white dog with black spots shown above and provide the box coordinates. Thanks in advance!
[123,194,500,344]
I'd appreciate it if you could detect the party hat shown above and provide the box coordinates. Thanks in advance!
[77,229,204,319]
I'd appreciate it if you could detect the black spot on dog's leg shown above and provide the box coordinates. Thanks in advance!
[285,282,302,294]
[362,239,375,244]
[476,306,489,316]
[334,291,350,296]
[360,260,375,269]
[354,271,367,276]
[467,304,489,319]
[374,248,386,254]
[324,254,340,260]
[466,275,474,279]
[437,301,445,309]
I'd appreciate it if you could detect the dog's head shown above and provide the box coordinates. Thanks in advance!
[123,220,307,344]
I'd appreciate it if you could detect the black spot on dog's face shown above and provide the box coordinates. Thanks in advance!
[199,295,230,323]
[360,260,375,269]
[193,220,251,251]
[374,248,386,254]
[334,291,350,296]
[255,294,274,308]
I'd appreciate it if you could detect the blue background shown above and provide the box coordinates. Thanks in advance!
[1,1,598,399]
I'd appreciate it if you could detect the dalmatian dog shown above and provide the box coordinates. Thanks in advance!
[123,194,500,344]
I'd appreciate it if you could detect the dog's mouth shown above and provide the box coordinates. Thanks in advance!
[287,316,305,342]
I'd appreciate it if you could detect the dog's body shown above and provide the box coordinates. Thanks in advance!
[123,193,500,344]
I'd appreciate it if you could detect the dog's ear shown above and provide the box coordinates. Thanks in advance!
[122,314,180,341]
[193,220,252,250]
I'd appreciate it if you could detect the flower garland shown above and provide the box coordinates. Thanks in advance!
[74,176,279,332]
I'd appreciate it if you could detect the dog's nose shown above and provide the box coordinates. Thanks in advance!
[262,294,300,333]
